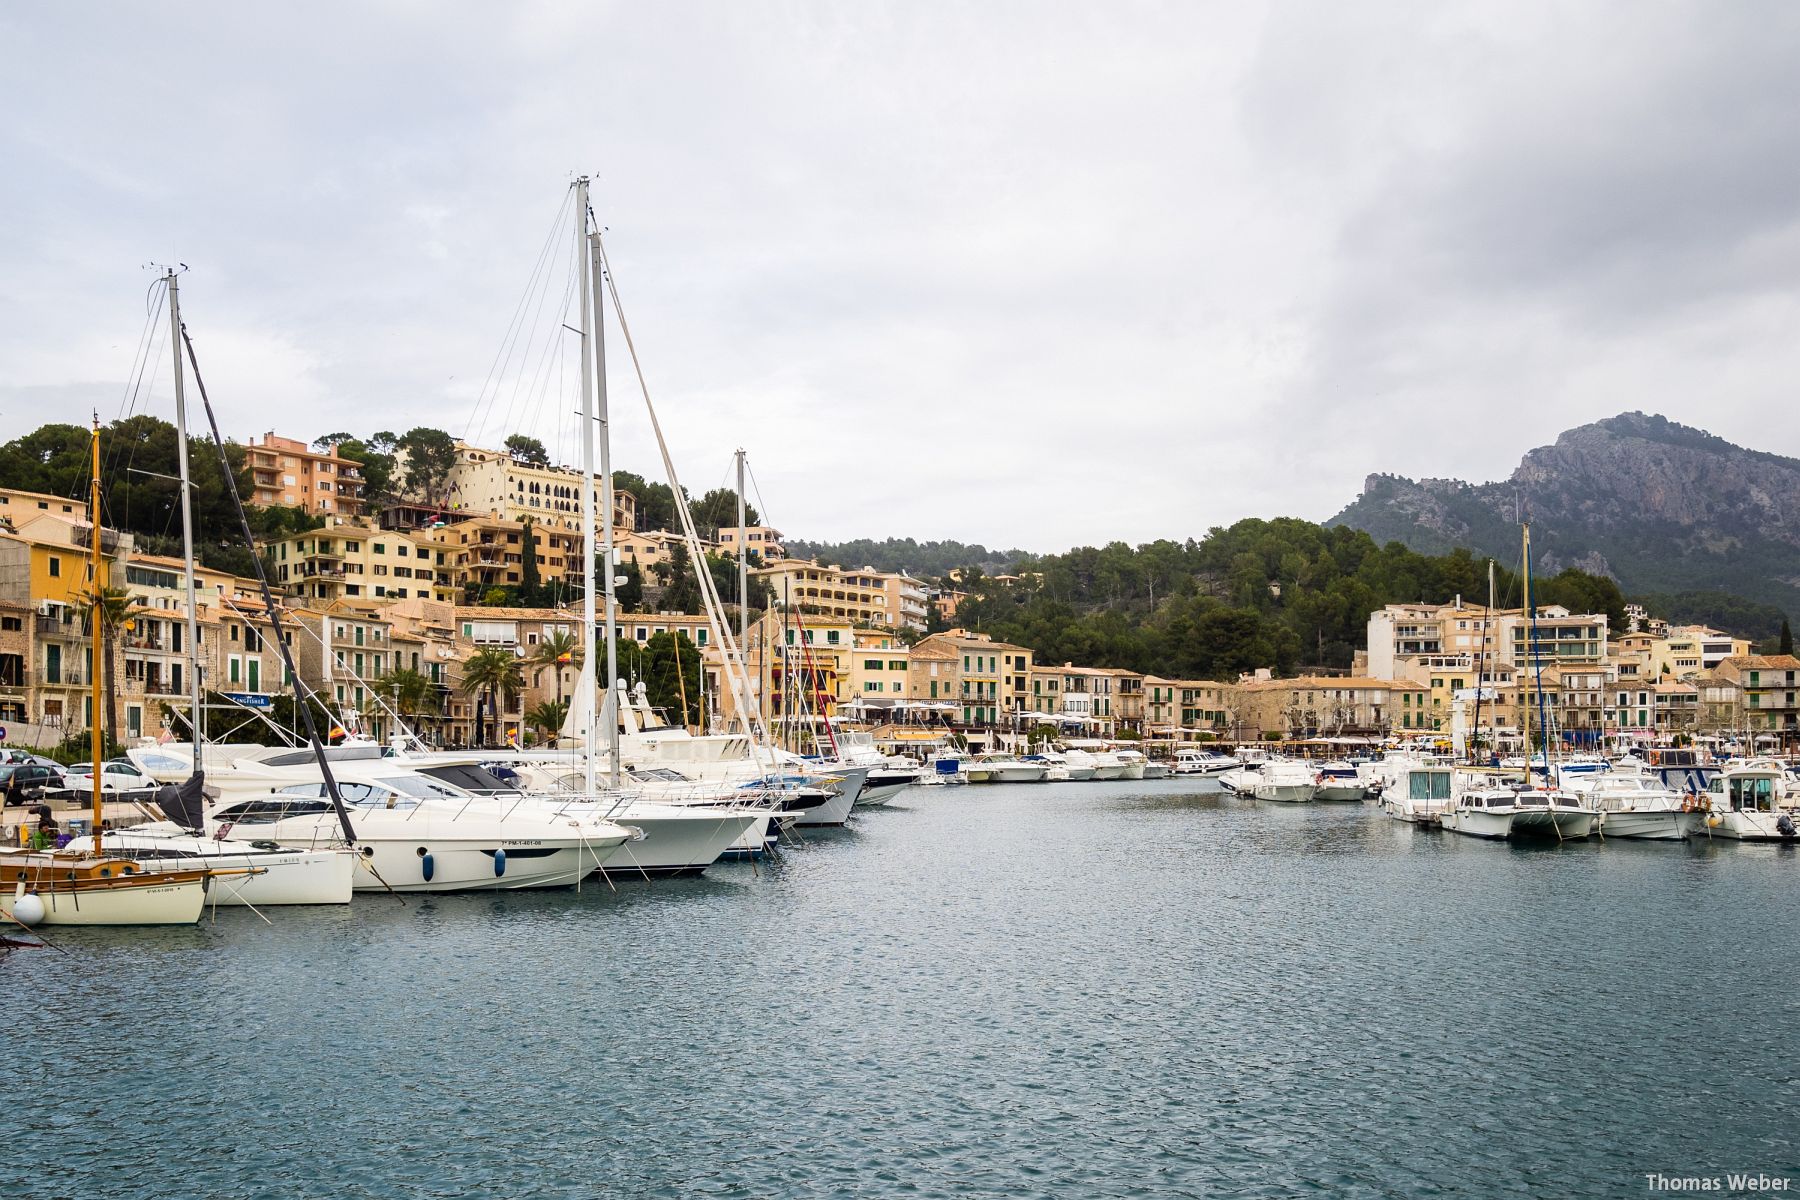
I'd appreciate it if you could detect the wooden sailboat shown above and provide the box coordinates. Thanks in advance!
[0,420,211,926]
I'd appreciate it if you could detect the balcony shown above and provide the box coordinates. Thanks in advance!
[35,615,82,638]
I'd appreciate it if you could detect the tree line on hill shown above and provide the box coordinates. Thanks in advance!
[945,518,1642,680]
[787,536,1026,578]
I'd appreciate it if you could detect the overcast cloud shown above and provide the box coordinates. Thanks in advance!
[3,2,1797,552]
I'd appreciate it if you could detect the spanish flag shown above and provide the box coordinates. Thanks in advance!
[328,725,347,742]
[557,652,572,664]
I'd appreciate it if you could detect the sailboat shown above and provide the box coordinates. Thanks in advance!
[0,421,213,926]
[64,271,356,905]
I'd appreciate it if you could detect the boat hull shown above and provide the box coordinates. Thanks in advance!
[1253,783,1316,803]
[65,834,355,905]
[1598,810,1686,840]
[1313,784,1367,802]
[597,808,762,877]
[1685,810,1800,841]
[1443,810,1514,839]
[1512,809,1596,839]
[792,787,856,827]
[4,876,208,926]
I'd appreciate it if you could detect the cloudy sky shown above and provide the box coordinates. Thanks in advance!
[4,3,1798,551]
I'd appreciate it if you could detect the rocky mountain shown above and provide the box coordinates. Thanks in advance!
[1329,412,1798,628]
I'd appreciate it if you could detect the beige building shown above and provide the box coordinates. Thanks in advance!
[244,433,366,517]
[716,524,784,561]
[1650,626,1752,679]
[426,441,636,534]
[267,519,454,604]
[756,558,926,631]
[1144,678,1232,742]
[1231,676,1404,741]
[916,630,1033,727]
[0,486,86,528]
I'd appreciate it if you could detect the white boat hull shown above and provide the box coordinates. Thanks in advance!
[1253,783,1316,803]
[965,765,1050,784]
[1512,809,1596,839]
[5,877,208,925]
[1685,810,1800,841]
[66,833,355,905]
[792,787,856,827]
[596,806,763,876]
[1314,784,1367,802]
[1443,809,1514,839]
[1598,810,1686,840]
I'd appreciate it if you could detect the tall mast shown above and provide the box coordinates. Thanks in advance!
[167,271,205,753]
[574,177,599,800]
[88,418,105,851]
[589,228,621,788]
[1520,526,1530,775]
[1484,558,1496,754]
[735,448,749,725]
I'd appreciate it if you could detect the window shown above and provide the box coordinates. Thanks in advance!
[48,556,60,577]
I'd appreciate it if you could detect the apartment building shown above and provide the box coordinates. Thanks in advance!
[756,558,925,631]
[266,519,453,604]
[915,630,1033,727]
[1144,677,1232,741]
[1712,655,1800,739]
[244,433,366,517]
[1232,676,1401,741]
[1650,626,1752,679]
[715,524,784,561]
[0,486,85,528]
[424,441,636,534]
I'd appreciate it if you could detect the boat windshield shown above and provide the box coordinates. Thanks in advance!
[1728,776,1777,812]
[376,775,471,801]
[217,796,331,823]
[1408,772,1452,800]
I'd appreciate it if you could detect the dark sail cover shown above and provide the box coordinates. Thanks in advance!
[156,772,208,832]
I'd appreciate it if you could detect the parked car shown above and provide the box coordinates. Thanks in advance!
[60,758,156,793]
[1,762,65,805]
[0,749,62,770]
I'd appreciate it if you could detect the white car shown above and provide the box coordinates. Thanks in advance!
[62,758,157,793]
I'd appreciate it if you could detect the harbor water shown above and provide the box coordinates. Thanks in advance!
[8,780,1798,1198]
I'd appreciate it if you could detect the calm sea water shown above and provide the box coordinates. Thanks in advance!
[7,781,1798,1199]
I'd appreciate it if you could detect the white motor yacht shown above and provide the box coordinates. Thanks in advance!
[964,754,1050,784]
[1686,763,1800,842]
[1057,748,1101,781]
[1383,762,1455,825]
[1566,774,1687,840]
[211,775,634,892]
[1311,761,1368,802]
[1441,786,1522,839]
[1251,760,1317,803]
[1173,750,1234,776]
[1508,788,1598,840]
[1112,749,1150,780]
[409,762,767,876]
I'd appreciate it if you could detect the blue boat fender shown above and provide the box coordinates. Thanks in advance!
[492,848,506,877]
[418,847,435,882]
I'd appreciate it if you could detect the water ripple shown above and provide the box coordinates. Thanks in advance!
[6,782,1796,1198]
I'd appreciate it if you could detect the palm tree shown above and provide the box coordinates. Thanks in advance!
[379,668,435,738]
[459,645,523,747]
[529,630,583,705]
[81,584,134,749]
[525,699,568,742]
